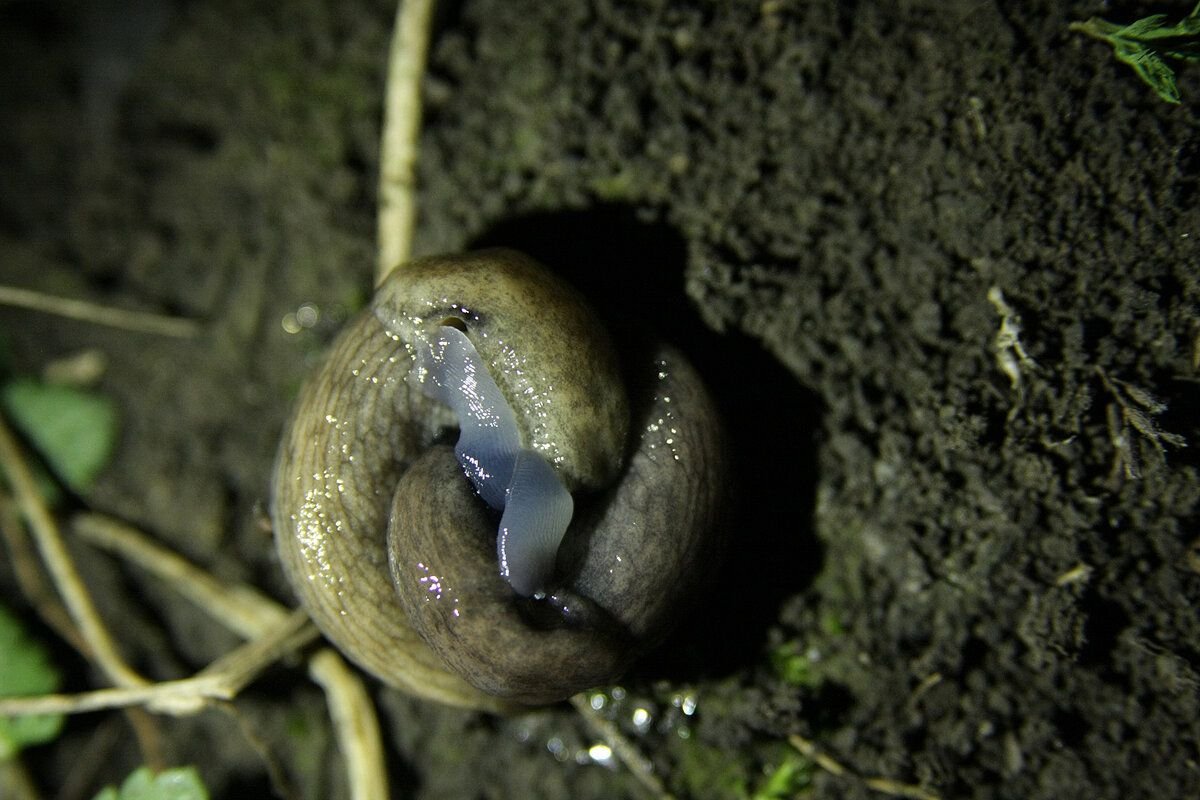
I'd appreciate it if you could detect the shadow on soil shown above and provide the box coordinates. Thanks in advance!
[473,207,822,682]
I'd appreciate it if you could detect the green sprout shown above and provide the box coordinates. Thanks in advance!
[1071,2,1200,104]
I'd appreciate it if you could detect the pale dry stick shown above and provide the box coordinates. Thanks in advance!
[4,470,380,792]
[0,610,316,718]
[377,6,671,788]
[72,512,389,800]
[787,734,941,800]
[159,608,319,712]
[73,512,289,637]
[369,3,660,793]
[309,650,390,800]
[569,694,674,800]
[863,777,943,800]
[0,284,201,338]
[0,494,90,654]
[0,415,147,689]
[0,497,167,770]
[376,4,669,785]
[786,733,847,777]
[376,0,437,282]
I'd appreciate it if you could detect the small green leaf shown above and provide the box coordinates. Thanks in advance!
[0,605,63,759]
[1,378,118,494]
[751,754,813,800]
[91,766,210,800]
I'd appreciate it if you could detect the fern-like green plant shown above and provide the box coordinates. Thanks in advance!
[1070,1,1200,103]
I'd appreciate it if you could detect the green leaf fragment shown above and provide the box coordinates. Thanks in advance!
[0,605,63,759]
[1117,41,1183,103]
[1159,41,1200,59]
[1,378,118,494]
[751,754,813,800]
[91,766,210,800]
[1071,1,1200,104]
[769,640,821,689]
[1121,14,1170,39]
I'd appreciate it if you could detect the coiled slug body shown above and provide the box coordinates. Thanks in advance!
[272,249,725,710]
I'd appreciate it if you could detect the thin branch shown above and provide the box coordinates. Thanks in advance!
[1,495,167,770]
[176,609,319,710]
[569,694,674,800]
[0,494,90,654]
[0,610,317,718]
[786,733,848,777]
[376,0,437,283]
[787,734,941,800]
[72,512,289,638]
[0,677,225,718]
[308,650,390,800]
[71,512,389,800]
[0,415,147,689]
[863,777,943,800]
[0,284,201,339]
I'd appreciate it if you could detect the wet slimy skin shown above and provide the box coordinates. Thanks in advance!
[272,249,726,709]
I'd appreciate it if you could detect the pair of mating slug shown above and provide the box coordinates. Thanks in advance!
[272,250,726,712]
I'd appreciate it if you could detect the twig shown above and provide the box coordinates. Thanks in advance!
[0,676,229,717]
[0,610,317,718]
[787,734,940,800]
[174,609,319,711]
[569,694,673,800]
[0,494,90,655]
[0,495,167,770]
[309,650,389,800]
[70,512,389,799]
[0,284,201,338]
[0,414,147,689]
[73,512,289,637]
[863,777,942,800]
[786,733,848,777]
[376,0,437,282]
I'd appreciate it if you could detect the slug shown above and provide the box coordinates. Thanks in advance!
[272,249,726,710]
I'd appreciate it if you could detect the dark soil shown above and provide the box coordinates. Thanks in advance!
[1,1,1198,798]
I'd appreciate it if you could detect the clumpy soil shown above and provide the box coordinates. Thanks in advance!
[1,0,1198,798]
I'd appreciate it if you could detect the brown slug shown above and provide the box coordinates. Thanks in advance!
[272,249,726,710]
